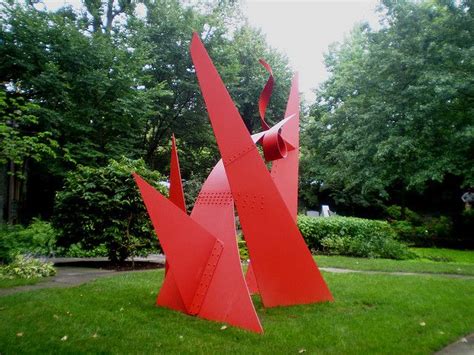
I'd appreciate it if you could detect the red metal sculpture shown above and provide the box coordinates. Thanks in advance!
[133,33,332,333]
[155,134,186,312]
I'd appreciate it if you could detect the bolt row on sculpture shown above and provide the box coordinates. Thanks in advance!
[133,33,333,334]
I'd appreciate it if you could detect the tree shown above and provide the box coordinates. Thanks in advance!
[0,4,166,171]
[0,1,294,221]
[0,90,58,222]
[0,91,57,174]
[137,1,293,177]
[82,0,135,34]
[303,0,474,214]
[0,3,168,218]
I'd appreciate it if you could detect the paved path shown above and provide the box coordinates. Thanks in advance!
[436,333,474,355]
[0,266,118,297]
[46,255,166,265]
[0,255,167,297]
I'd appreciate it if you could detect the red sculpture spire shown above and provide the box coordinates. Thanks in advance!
[169,134,186,212]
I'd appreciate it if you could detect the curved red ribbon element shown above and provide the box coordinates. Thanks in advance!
[262,128,287,161]
[259,114,296,162]
[258,59,273,131]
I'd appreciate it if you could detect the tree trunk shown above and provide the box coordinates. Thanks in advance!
[7,160,17,224]
[400,187,407,220]
[105,0,115,34]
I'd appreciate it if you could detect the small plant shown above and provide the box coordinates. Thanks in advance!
[0,219,57,263]
[0,255,56,279]
[238,237,249,261]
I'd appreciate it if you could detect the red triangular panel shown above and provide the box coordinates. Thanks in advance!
[169,134,186,212]
[133,173,216,310]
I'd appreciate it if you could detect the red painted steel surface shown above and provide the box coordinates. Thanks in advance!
[191,32,332,307]
[258,59,273,130]
[190,160,262,332]
[269,75,300,221]
[169,134,187,212]
[245,261,259,295]
[157,135,187,312]
[156,271,186,312]
[134,172,262,333]
[134,173,218,310]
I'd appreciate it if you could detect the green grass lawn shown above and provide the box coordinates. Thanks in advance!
[412,247,474,263]
[0,276,50,289]
[1,269,473,354]
[315,248,474,276]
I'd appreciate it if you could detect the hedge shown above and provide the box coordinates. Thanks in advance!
[297,215,414,260]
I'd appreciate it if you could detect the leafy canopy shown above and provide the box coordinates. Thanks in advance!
[302,0,474,209]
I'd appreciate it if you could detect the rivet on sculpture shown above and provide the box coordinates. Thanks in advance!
[133,33,333,333]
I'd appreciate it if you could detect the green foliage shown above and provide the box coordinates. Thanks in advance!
[0,255,56,279]
[391,216,453,246]
[140,2,292,177]
[0,91,58,176]
[385,205,422,224]
[0,4,168,173]
[0,2,294,222]
[238,237,249,262]
[462,208,474,219]
[54,157,166,263]
[459,209,474,247]
[385,205,453,246]
[62,244,108,258]
[0,219,57,263]
[302,0,474,209]
[182,174,204,212]
[298,215,413,259]
[0,225,22,263]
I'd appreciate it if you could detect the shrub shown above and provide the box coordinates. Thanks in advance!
[458,209,474,247]
[0,219,57,263]
[183,174,204,212]
[0,224,22,263]
[0,255,56,279]
[62,243,108,258]
[54,157,167,263]
[386,205,422,224]
[238,237,249,261]
[390,220,428,243]
[386,205,453,246]
[297,215,414,259]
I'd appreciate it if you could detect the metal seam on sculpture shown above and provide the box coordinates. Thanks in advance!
[188,240,225,315]
[223,144,257,167]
